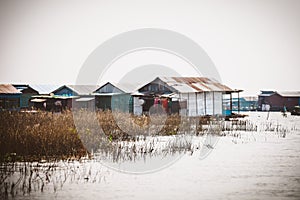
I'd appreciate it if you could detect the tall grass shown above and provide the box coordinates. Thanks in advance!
[2,110,289,162]
[0,110,185,161]
[0,111,86,162]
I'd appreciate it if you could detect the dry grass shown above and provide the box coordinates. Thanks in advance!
[0,110,184,162]
[0,111,86,162]
[1,110,287,162]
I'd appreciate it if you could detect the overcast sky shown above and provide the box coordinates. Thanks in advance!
[0,0,299,96]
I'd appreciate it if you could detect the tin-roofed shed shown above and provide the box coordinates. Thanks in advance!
[0,84,21,110]
[94,82,140,113]
[138,77,241,116]
[50,85,99,110]
[13,84,38,108]
[258,90,300,111]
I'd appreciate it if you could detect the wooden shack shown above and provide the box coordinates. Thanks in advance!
[94,82,138,113]
[137,77,240,116]
[258,91,300,111]
[52,85,98,110]
[0,84,21,111]
[13,84,38,109]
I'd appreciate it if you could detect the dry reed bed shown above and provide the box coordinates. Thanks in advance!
[0,111,87,162]
[0,110,184,161]
[0,110,291,162]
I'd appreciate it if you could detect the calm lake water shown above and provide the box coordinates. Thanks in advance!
[11,112,300,199]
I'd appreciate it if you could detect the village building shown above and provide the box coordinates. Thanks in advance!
[30,85,97,111]
[94,82,143,114]
[52,85,98,111]
[29,84,60,111]
[0,84,21,111]
[223,96,258,111]
[137,77,241,116]
[258,91,300,111]
[1,79,242,115]
[13,84,39,109]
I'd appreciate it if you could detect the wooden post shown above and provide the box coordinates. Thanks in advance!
[230,93,232,115]
[204,92,207,115]
[238,92,240,113]
[187,93,190,116]
[212,91,215,115]
[196,92,198,116]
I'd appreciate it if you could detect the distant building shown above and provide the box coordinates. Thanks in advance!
[137,77,241,116]
[52,85,98,110]
[0,84,21,110]
[30,85,98,111]
[223,96,258,111]
[258,91,300,111]
[94,82,141,114]
[13,84,38,109]
[241,96,258,111]
[29,84,62,111]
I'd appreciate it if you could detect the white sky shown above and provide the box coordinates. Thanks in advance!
[0,0,299,96]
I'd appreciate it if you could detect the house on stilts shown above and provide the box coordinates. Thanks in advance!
[136,77,242,117]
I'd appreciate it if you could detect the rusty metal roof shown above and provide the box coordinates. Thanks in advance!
[0,84,21,94]
[158,77,234,93]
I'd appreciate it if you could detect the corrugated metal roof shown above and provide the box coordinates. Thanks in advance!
[95,82,142,94]
[76,97,95,102]
[111,82,141,93]
[172,83,198,93]
[154,77,196,93]
[66,85,99,95]
[0,84,21,94]
[259,91,300,97]
[277,91,300,97]
[30,84,60,94]
[30,98,47,103]
[259,94,273,97]
[53,85,99,96]
[95,82,122,94]
[110,82,145,93]
[158,77,234,93]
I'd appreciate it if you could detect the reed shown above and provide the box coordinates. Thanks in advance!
[0,111,86,162]
[0,110,290,162]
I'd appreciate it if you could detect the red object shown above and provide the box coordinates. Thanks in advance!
[162,98,168,109]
